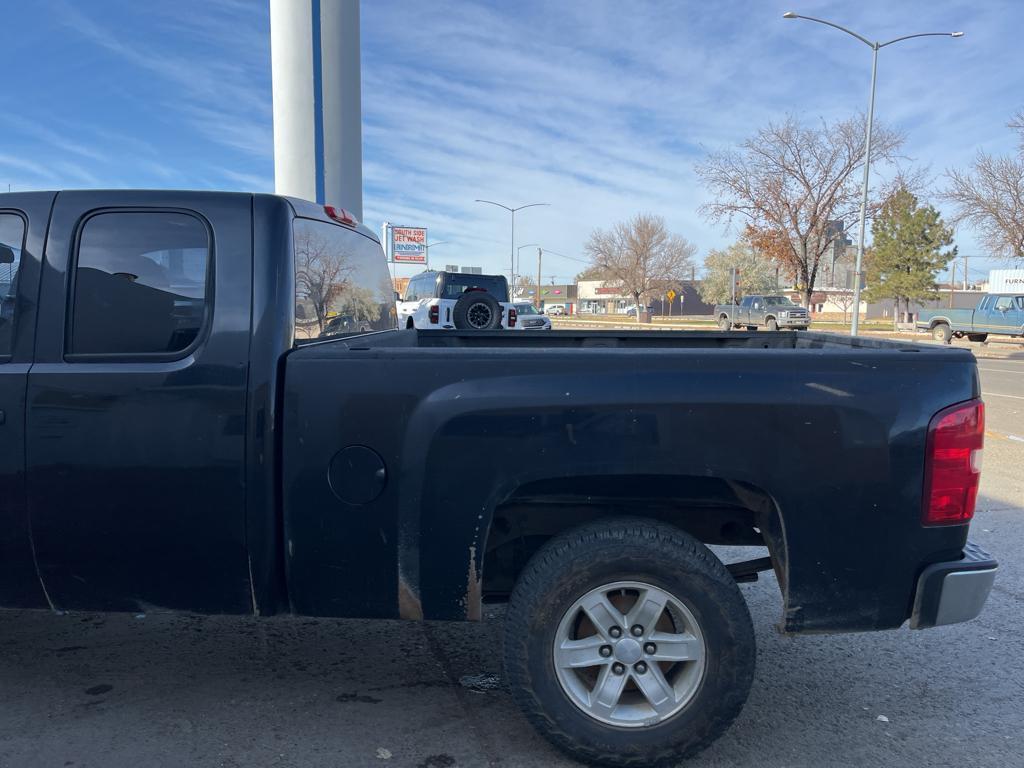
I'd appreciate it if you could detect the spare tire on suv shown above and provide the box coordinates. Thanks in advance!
[453,290,503,330]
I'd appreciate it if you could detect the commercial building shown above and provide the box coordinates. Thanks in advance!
[515,283,577,313]
[577,280,713,315]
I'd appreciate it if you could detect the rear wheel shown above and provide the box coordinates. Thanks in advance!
[453,291,502,330]
[766,318,779,332]
[717,316,730,331]
[504,519,755,767]
[932,323,952,343]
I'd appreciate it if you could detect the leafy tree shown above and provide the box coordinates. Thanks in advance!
[864,187,956,328]
[699,238,779,305]
[696,114,909,307]
[584,214,696,323]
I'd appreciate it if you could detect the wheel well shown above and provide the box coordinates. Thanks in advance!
[481,475,787,600]
[930,319,949,329]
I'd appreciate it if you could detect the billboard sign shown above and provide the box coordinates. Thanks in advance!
[989,269,1024,293]
[390,226,427,264]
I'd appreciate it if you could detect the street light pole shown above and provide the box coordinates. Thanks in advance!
[783,12,963,336]
[475,200,550,286]
[516,243,540,296]
[424,241,447,270]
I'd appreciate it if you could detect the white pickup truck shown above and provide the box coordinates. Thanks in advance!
[397,270,517,330]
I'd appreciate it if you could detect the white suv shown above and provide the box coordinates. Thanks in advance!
[397,271,517,330]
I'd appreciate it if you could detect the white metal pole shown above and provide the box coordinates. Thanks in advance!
[270,0,362,217]
[270,0,316,201]
[319,0,363,219]
[850,44,878,337]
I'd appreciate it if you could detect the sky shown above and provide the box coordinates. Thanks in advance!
[1,0,1022,285]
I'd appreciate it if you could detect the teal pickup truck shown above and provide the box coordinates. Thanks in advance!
[917,293,1024,343]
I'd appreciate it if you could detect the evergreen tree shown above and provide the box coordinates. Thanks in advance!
[864,187,956,328]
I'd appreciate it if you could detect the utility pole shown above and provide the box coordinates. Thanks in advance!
[963,255,968,290]
[949,262,956,308]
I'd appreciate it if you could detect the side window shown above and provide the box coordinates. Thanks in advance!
[740,296,752,307]
[0,213,26,357]
[294,218,397,341]
[69,211,210,356]
[995,296,1014,311]
[403,279,416,302]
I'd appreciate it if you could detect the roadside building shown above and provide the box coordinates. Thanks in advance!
[577,281,625,314]
[578,280,712,315]
[516,283,577,314]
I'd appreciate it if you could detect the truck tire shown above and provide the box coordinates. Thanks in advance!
[717,316,730,331]
[504,518,755,767]
[452,291,502,330]
[766,318,778,332]
[932,323,952,344]
[967,333,988,343]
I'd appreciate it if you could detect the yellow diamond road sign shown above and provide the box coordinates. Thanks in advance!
[666,289,676,302]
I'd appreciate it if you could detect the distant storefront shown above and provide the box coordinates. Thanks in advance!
[578,280,713,315]
[517,283,577,314]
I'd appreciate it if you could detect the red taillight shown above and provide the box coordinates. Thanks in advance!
[922,399,984,526]
[508,308,517,327]
[428,304,439,324]
[324,205,359,227]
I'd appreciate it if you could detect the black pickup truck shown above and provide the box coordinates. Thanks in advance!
[0,191,997,767]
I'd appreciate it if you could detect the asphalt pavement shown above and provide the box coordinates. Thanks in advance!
[1,361,1022,768]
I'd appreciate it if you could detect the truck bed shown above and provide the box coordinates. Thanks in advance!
[328,328,964,352]
[281,328,979,632]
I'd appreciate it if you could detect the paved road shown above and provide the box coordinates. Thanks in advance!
[2,367,1022,768]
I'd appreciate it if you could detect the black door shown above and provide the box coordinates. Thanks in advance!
[26,191,254,613]
[0,195,52,608]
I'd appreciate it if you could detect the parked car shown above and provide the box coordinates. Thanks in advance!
[0,189,996,768]
[319,314,371,337]
[916,293,1024,343]
[545,304,566,316]
[513,302,551,329]
[715,295,810,331]
[396,269,516,330]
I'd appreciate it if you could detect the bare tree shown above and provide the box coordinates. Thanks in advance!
[696,114,907,307]
[295,229,354,335]
[584,213,696,323]
[830,290,856,324]
[943,112,1024,262]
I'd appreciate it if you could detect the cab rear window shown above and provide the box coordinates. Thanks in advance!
[293,218,397,342]
[442,273,509,302]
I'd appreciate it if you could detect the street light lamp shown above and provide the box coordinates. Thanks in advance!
[783,11,963,335]
[475,200,550,286]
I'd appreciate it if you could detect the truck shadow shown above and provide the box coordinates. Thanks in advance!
[0,561,1017,767]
